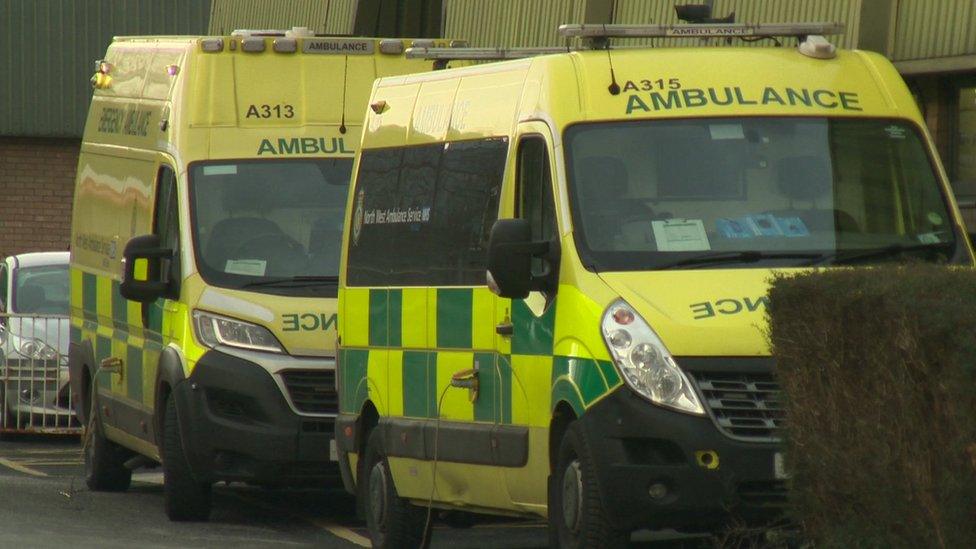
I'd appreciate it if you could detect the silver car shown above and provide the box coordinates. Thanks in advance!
[0,251,77,432]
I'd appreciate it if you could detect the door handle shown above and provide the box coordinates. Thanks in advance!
[495,322,513,336]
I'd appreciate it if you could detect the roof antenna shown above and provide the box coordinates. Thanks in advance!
[339,56,348,134]
[604,1,620,95]
[604,33,620,95]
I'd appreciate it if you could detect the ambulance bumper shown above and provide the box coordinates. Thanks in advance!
[581,387,784,532]
[173,348,339,486]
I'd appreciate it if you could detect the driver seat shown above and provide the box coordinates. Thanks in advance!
[205,217,285,272]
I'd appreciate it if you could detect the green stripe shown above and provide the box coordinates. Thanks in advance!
[82,272,97,320]
[436,288,472,348]
[596,359,621,388]
[111,280,127,332]
[388,289,402,348]
[551,378,585,417]
[368,290,389,346]
[146,301,164,341]
[511,298,556,356]
[70,326,82,346]
[126,344,143,402]
[554,356,610,406]
[497,355,512,424]
[427,351,438,417]
[340,349,369,414]
[402,351,430,418]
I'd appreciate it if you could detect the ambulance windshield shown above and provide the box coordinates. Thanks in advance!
[189,158,352,295]
[565,117,963,271]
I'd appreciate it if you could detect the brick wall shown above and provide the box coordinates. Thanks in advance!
[0,138,79,258]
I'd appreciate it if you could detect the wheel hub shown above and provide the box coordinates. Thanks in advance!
[368,462,389,529]
[561,459,583,533]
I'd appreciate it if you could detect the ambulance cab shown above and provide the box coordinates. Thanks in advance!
[335,22,973,547]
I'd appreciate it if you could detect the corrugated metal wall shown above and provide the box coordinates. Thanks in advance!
[0,0,211,138]
[208,0,357,35]
[890,0,976,61]
[443,0,859,49]
[443,0,585,47]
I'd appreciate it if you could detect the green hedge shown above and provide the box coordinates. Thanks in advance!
[767,265,976,548]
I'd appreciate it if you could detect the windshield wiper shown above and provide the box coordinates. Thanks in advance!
[655,251,824,270]
[809,242,953,266]
[240,275,339,289]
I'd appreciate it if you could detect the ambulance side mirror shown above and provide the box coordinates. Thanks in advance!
[120,234,173,303]
[487,219,550,299]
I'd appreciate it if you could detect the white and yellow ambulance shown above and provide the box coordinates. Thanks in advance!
[335,23,974,546]
[68,29,458,521]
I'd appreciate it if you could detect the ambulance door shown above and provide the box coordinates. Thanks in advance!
[496,124,560,508]
[117,162,178,445]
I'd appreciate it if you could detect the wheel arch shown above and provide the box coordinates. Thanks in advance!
[153,345,186,450]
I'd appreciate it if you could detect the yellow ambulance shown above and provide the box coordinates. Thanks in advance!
[68,29,458,521]
[335,23,974,546]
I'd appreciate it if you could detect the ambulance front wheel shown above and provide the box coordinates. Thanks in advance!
[362,428,431,548]
[163,397,212,521]
[84,386,132,492]
[550,422,628,549]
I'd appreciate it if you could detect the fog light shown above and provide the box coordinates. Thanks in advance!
[648,482,668,499]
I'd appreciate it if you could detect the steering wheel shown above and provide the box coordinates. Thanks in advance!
[230,233,306,276]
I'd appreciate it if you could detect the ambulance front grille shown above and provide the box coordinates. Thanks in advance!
[281,370,338,414]
[690,372,783,442]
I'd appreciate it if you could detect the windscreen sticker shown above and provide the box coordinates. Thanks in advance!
[224,259,267,276]
[626,87,862,114]
[709,124,745,140]
[203,165,238,176]
[917,232,942,244]
[927,212,944,226]
[652,218,711,251]
[716,215,808,239]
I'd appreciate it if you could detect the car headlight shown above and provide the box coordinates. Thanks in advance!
[192,310,284,354]
[601,299,704,415]
[20,339,59,360]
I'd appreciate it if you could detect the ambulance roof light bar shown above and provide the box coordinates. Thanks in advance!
[405,46,569,61]
[557,22,845,40]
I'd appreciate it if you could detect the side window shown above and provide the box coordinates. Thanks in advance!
[153,166,181,291]
[430,139,505,285]
[516,136,557,276]
[346,138,507,286]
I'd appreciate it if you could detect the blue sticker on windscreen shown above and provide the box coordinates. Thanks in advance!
[774,216,809,237]
[717,218,755,239]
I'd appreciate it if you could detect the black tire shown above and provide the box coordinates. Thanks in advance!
[163,397,212,521]
[549,422,629,549]
[84,389,132,492]
[362,428,430,548]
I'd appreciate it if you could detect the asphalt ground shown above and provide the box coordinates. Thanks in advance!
[0,434,714,548]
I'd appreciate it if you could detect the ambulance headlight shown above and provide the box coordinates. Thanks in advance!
[192,310,284,354]
[601,300,704,415]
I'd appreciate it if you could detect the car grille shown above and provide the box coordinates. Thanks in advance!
[280,370,337,414]
[690,372,783,441]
